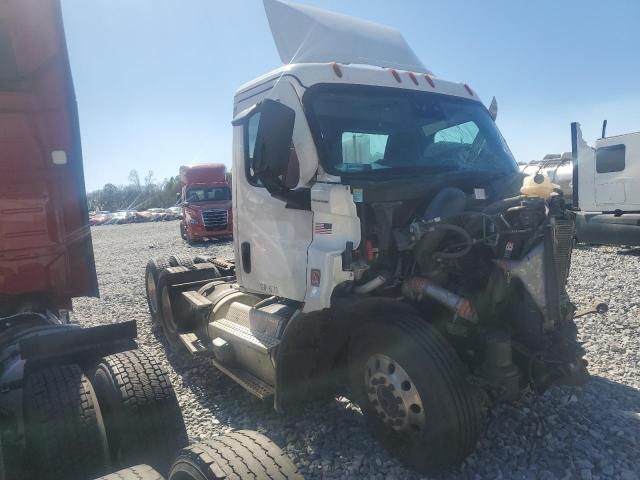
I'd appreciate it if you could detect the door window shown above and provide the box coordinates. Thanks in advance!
[245,112,262,185]
[596,144,625,173]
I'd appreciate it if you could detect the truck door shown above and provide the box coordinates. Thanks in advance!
[231,81,314,301]
[592,132,640,211]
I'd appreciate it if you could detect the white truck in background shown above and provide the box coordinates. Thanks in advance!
[521,125,640,247]
[145,0,599,473]
[571,123,640,246]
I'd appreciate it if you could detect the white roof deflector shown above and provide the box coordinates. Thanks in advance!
[263,0,430,73]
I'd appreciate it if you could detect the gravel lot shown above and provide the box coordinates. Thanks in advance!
[73,221,640,480]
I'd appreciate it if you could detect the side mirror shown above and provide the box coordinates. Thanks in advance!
[252,99,295,194]
[488,96,498,121]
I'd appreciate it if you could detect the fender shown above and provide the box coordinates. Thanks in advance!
[274,296,421,411]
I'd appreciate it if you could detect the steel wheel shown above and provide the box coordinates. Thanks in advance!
[348,313,484,473]
[365,354,426,434]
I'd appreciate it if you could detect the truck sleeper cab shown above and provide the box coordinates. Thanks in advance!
[146,0,590,473]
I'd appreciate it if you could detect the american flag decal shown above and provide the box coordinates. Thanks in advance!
[314,222,332,234]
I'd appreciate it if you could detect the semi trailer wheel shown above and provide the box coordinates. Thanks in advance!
[348,315,485,474]
[157,271,186,350]
[23,364,110,480]
[94,464,165,480]
[89,349,187,473]
[145,257,171,325]
[155,266,220,350]
[169,254,195,268]
[168,430,302,480]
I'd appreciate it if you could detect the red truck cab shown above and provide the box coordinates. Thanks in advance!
[179,164,233,243]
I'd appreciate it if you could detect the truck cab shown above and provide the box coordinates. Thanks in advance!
[148,0,590,473]
[572,124,640,246]
[179,164,233,243]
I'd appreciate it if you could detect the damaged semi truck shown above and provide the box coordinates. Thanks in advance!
[146,0,592,473]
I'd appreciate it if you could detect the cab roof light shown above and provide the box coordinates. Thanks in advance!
[390,69,402,83]
[408,72,419,85]
[331,62,343,78]
[424,74,435,88]
[464,83,474,96]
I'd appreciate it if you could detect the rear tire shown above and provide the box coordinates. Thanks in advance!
[89,350,187,473]
[348,315,484,474]
[23,364,110,480]
[169,254,194,268]
[168,430,302,480]
[95,464,165,480]
[146,257,171,325]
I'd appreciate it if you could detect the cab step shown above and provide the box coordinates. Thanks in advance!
[179,332,215,357]
[211,318,279,353]
[211,358,275,399]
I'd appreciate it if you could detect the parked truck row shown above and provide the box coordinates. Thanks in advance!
[144,0,608,474]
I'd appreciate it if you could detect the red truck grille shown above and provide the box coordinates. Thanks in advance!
[202,209,228,231]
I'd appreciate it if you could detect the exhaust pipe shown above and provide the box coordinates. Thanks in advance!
[403,277,478,322]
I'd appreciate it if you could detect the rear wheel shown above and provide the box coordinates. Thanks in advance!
[348,315,485,474]
[23,364,110,480]
[157,271,186,350]
[169,254,195,268]
[146,257,171,325]
[89,350,187,473]
[168,430,302,480]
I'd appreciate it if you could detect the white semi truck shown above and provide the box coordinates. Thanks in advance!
[146,0,596,473]
[520,124,640,246]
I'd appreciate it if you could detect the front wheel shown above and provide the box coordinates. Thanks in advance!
[348,315,485,474]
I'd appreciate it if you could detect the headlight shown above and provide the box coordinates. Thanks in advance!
[189,217,199,225]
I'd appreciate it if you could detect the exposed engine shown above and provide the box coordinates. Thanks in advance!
[347,173,586,401]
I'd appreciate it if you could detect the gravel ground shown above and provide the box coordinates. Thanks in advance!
[73,221,640,480]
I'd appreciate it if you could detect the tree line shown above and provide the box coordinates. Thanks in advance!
[87,170,180,212]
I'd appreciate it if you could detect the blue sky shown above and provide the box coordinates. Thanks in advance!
[61,0,640,191]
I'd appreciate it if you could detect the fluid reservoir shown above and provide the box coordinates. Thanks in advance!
[520,172,558,199]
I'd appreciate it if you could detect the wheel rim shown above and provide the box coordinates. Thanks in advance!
[365,354,426,434]
[146,271,158,313]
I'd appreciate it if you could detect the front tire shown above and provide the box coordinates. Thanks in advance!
[348,315,484,474]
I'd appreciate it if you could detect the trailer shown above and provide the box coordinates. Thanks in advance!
[146,0,600,473]
[0,2,187,478]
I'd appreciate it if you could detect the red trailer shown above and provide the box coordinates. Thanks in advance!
[0,2,186,478]
[0,0,98,314]
[179,164,233,243]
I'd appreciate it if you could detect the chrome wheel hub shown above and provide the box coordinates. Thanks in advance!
[365,354,426,433]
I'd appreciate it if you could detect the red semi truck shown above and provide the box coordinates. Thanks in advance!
[178,164,233,243]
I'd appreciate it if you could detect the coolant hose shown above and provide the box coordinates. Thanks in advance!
[402,277,478,322]
[353,273,388,295]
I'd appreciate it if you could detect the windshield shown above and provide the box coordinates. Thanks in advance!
[185,186,231,202]
[305,85,517,176]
